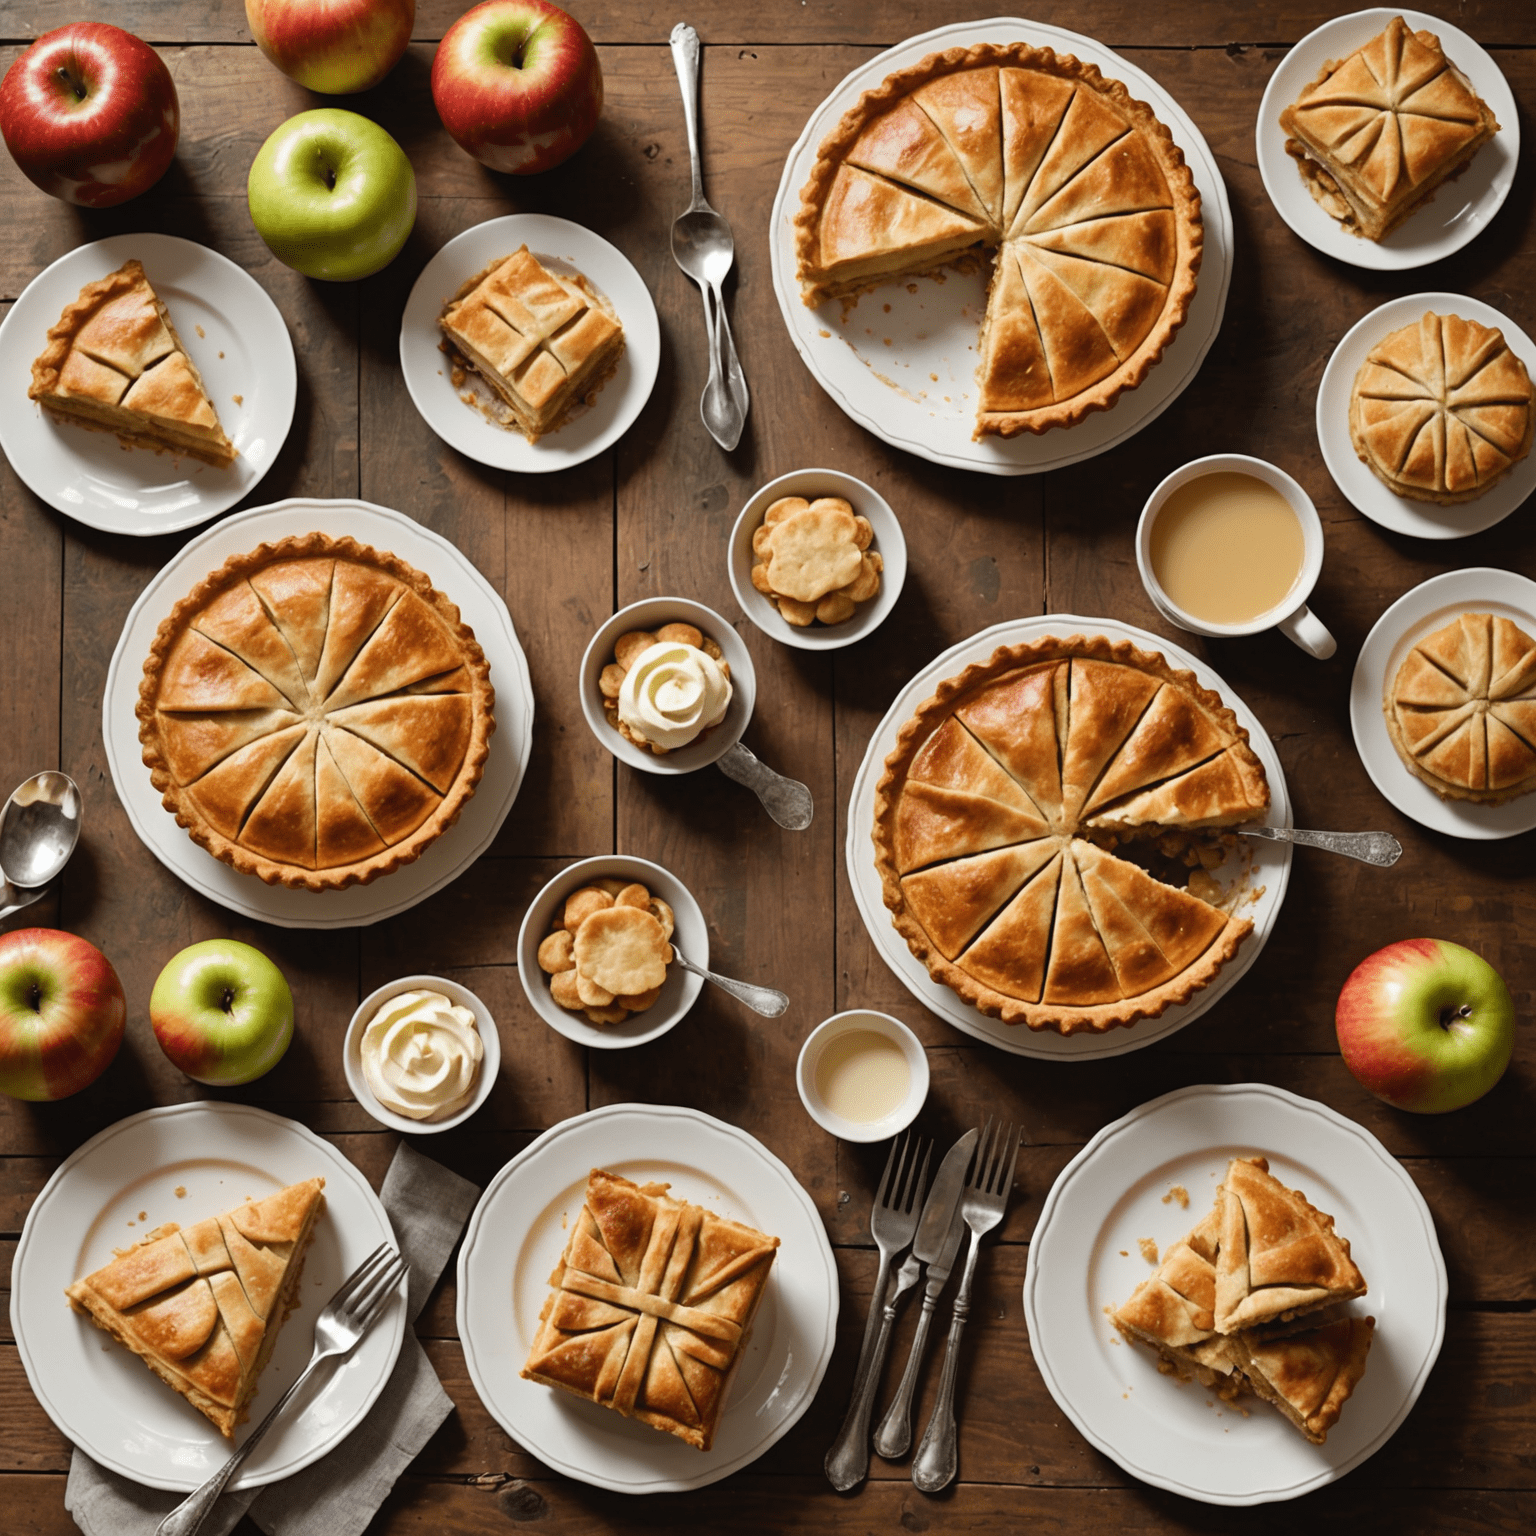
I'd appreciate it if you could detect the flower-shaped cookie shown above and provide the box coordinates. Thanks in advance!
[751,495,883,626]
[537,879,676,1026]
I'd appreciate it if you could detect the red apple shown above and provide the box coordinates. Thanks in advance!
[246,0,416,96]
[1335,938,1516,1114]
[0,928,125,1101]
[0,24,179,207]
[432,0,602,175]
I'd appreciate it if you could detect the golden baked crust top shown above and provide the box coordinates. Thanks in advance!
[872,634,1268,1034]
[793,42,1203,438]
[137,532,495,891]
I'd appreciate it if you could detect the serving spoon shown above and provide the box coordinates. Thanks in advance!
[717,741,814,830]
[670,944,789,1017]
[1241,825,1402,866]
[0,771,82,920]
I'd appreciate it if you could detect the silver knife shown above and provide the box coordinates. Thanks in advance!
[872,1127,978,1459]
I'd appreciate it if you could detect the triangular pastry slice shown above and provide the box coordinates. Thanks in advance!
[29,259,236,467]
[912,66,1005,227]
[955,853,1062,1004]
[65,1179,325,1437]
[1213,1157,1365,1334]
[843,98,990,223]
[1228,1316,1375,1445]
[900,839,1058,960]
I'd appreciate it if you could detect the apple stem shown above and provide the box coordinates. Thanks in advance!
[221,986,237,1014]
[25,981,42,1012]
[1439,1004,1474,1029]
[55,65,86,102]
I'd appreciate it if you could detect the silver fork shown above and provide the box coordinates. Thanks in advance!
[824,1132,931,1491]
[156,1243,408,1536]
[911,1119,1021,1493]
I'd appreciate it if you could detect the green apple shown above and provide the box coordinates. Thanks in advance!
[151,939,294,1086]
[247,107,415,280]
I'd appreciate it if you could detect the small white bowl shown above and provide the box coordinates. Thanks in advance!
[516,855,707,1050]
[344,974,500,1134]
[796,1010,929,1144]
[578,597,756,775]
[728,468,907,651]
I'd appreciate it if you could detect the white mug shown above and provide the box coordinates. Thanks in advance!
[1136,453,1336,660]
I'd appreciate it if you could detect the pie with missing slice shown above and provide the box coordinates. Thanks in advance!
[29,259,236,467]
[66,1179,324,1438]
[794,42,1203,438]
[872,634,1269,1034]
[137,532,495,890]
[521,1169,779,1451]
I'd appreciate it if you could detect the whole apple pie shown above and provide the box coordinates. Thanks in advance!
[137,532,495,889]
[873,635,1269,1033]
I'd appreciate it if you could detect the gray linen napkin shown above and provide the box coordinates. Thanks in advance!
[66,1141,480,1536]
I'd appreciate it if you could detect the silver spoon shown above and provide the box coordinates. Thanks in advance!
[1241,825,1402,866]
[669,22,748,450]
[670,944,788,1017]
[716,741,814,830]
[0,771,82,920]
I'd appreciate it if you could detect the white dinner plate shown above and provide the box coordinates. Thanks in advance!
[845,615,1292,1059]
[1350,566,1536,839]
[0,233,296,534]
[1024,1083,1447,1505]
[101,497,534,927]
[1317,293,1536,539]
[399,214,659,473]
[769,17,1233,477]
[11,1102,405,1492]
[1256,9,1519,271]
[456,1103,838,1493]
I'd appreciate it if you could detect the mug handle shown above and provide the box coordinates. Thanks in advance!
[1276,603,1336,660]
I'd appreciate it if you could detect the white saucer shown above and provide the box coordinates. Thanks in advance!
[11,1102,405,1492]
[1350,566,1536,839]
[101,497,534,927]
[399,214,659,473]
[456,1103,837,1493]
[845,615,1292,1060]
[1025,1083,1446,1505]
[1256,9,1518,271]
[768,16,1233,476]
[0,233,296,534]
[1317,293,1536,539]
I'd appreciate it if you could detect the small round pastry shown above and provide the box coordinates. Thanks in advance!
[1350,312,1534,505]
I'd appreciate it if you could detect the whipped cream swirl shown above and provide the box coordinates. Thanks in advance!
[618,641,732,751]
[360,989,484,1122]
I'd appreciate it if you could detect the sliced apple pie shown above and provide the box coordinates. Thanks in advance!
[29,258,236,467]
[522,1169,778,1451]
[66,1179,325,1437]
[439,245,624,441]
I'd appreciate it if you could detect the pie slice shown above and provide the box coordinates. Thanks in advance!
[29,259,236,467]
[954,852,1062,1003]
[842,97,991,223]
[1084,744,1269,831]
[522,1169,778,1451]
[440,246,625,442]
[1227,1316,1375,1445]
[1059,658,1162,821]
[900,839,1058,960]
[1213,1157,1366,1334]
[1280,16,1499,242]
[1080,682,1235,816]
[65,1180,325,1437]
[912,65,1005,226]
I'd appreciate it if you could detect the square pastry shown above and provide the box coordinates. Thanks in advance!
[439,246,624,441]
[521,1168,779,1450]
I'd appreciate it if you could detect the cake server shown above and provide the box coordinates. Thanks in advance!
[1241,825,1402,865]
[669,22,748,450]
[873,1125,979,1459]
[0,771,81,920]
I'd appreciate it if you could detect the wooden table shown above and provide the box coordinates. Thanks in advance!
[2,4,1533,1532]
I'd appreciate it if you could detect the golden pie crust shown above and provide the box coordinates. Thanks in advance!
[65,1179,324,1438]
[137,533,495,890]
[1280,17,1499,243]
[521,1169,779,1451]
[1350,312,1534,504]
[873,635,1268,1033]
[1383,612,1536,804]
[794,42,1203,438]
[29,259,236,467]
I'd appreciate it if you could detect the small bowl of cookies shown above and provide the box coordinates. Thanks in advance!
[728,468,906,650]
[579,596,756,775]
[516,855,708,1049]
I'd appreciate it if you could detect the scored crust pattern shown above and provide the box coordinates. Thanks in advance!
[794,42,1204,438]
[137,532,496,890]
[872,635,1270,1034]
[521,1169,779,1452]
[1384,612,1536,804]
